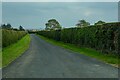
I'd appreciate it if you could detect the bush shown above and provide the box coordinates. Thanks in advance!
[2,29,27,47]
[37,22,120,55]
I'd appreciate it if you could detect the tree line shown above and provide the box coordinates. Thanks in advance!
[45,19,106,30]
[1,23,25,31]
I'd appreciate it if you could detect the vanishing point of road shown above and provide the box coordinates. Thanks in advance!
[3,34,118,78]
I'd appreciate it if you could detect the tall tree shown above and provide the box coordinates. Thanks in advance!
[76,20,90,28]
[45,19,62,30]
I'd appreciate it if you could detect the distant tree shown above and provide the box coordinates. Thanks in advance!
[45,19,62,30]
[6,23,12,29]
[95,20,105,25]
[1,24,6,28]
[19,25,25,31]
[76,20,90,28]
[1,23,12,29]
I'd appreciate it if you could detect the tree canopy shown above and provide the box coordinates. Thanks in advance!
[76,20,90,28]
[45,19,62,30]
[95,20,105,25]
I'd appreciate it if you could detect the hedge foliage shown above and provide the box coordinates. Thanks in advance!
[38,22,120,55]
[2,29,27,47]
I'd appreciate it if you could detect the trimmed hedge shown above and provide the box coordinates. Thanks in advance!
[37,22,120,55]
[2,29,27,47]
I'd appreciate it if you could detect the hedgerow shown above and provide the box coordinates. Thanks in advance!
[37,22,120,55]
[2,29,27,47]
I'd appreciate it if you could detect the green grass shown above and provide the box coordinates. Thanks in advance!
[2,34,31,68]
[37,34,119,67]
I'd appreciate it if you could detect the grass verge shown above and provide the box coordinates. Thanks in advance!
[37,34,119,67]
[2,34,31,68]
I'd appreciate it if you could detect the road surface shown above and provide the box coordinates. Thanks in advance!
[3,34,118,78]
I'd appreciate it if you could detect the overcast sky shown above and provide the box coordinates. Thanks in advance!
[2,2,118,29]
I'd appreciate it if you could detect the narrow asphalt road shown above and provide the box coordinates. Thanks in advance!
[3,34,118,78]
